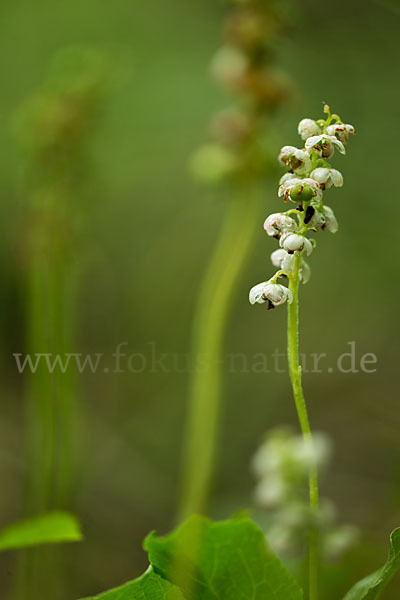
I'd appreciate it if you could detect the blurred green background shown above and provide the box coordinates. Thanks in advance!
[0,0,400,598]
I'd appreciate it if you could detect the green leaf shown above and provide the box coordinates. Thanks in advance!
[343,528,400,600]
[82,567,185,599]
[0,511,82,551]
[144,515,303,600]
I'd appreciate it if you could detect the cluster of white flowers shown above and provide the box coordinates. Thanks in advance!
[249,105,355,309]
[252,428,358,560]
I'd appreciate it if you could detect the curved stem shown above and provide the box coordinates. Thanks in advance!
[177,185,261,521]
[287,253,319,600]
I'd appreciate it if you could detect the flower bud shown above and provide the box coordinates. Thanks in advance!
[280,233,313,255]
[298,118,321,141]
[305,134,345,158]
[264,213,297,237]
[310,167,343,189]
[326,123,355,144]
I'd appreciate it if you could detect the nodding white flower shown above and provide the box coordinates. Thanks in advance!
[310,167,343,189]
[249,281,293,308]
[278,146,312,175]
[326,123,355,144]
[322,205,339,233]
[264,213,297,237]
[278,177,303,201]
[298,118,321,141]
[280,177,323,204]
[278,145,297,166]
[305,134,345,158]
[271,248,288,268]
[280,232,313,255]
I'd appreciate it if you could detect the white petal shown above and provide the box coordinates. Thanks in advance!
[330,169,343,187]
[323,205,339,233]
[305,135,322,151]
[310,168,329,184]
[331,137,346,154]
[303,238,313,256]
[271,249,288,268]
[249,283,266,304]
[280,233,304,252]
[279,172,296,186]
[281,253,295,273]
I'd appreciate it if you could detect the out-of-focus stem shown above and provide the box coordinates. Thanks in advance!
[178,185,260,521]
[287,252,319,600]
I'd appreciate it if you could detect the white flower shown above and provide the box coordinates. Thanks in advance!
[249,281,293,307]
[291,149,312,174]
[270,248,288,268]
[280,233,313,255]
[310,167,343,189]
[262,281,293,307]
[305,134,345,158]
[278,177,303,201]
[278,146,312,175]
[298,118,321,141]
[281,177,323,204]
[326,123,355,144]
[278,145,297,166]
[322,205,339,233]
[264,213,297,237]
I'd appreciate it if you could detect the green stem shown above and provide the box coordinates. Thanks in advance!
[177,185,260,521]
[287,252,319,600]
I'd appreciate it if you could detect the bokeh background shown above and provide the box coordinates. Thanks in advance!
[0,0,400,598]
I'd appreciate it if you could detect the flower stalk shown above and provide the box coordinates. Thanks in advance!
[287,251,319,599]
[250,104,355,598]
